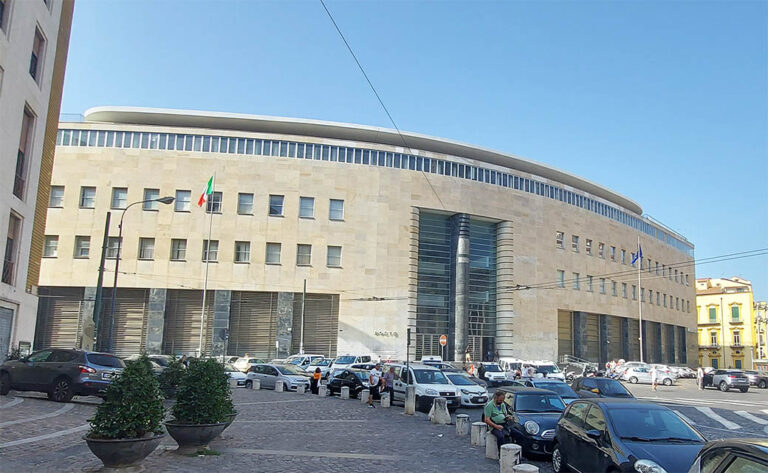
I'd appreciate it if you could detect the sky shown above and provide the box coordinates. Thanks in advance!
[60,0,767,299]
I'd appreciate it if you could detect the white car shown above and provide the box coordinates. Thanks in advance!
[388,362,460,412]
[532,362,566,381]
[331,354,373,370]
[622,367,676,386]
[224,363,247,387]
[480,363,507,385]
[443,371,488,407]
[304,358,333,378]
[234,356,267,373]
[286,354,326,369]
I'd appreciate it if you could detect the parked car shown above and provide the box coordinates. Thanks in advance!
[327,368,370,398]
[670,366,695,378]
[687,438,768,473]
[622,367,676,386]
[350,363,378,370]
[0,348,124,402]
[571,377,634,399]
[124,353,174,368]
[702,369,750,392]
[331,354,373,370]
[234,356,267,373]
[614,361,648,376]
[286,354,325,369]
[443,371,488,407]
[552,399,706,473]
[245,363,310,391]
[498,387,565,456]
[520,379,579,404]
[304,358,333,378]
[480,362,507,386]
[388,362,459,412]
[744,370,768,389]
[224,363,246,387]
[532,362,566,382]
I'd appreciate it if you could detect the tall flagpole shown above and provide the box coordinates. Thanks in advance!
[198,173,215,357]
[637,236,644,363]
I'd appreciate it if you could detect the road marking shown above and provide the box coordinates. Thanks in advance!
[0,423,89,448]
[220,447,397,460]
[0,403,74,428]
[762,409,768,416]
[237,399,318,405]
[673,410,695,425]
[0,397,24,409]
[735,411,768,425]
[695,407,741,430]
[234,419,367,423]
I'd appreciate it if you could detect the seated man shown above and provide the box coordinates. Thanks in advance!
[483,391,513,452]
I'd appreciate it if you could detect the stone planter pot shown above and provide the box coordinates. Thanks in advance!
[223,413,237,430]
[84,433,165,469]
[164,422,228,454]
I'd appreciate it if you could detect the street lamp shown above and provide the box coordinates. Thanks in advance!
[105,196,174,352]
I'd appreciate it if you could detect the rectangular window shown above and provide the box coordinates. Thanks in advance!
[111,187,128,209]
[733,331,740,346]
[557,270,565,288]
[170,239,186,261]
[555,231,564,249]
[586,239,592,255]
[175,190,191,212]
[43,235,58,257]
[299,196,314,218]
[79,186,96,208]
[655,262,660,275]
[656,292,660,305]
[234,241,250,263]
[598,242,605,258]
[731,305,740,321]
[49,186,64,207]
[143,188,160,210]
[587,275,593,292]
[106,237,122,259]
[674,269,678,282]
[632,285,637,300]
[621,249,626,264]
[612,281,617,297]
[329,199,344,220]
[327,245,342,267]
[138,238,154,260]
[265,242,281,264]
[74,236,90,258]
[676,297,680,310]
[206,191,222,213]
[296,244,312,266]
[663,294,667,308]
[30,28,45,81]
[622,283,627,298]
[610,246,616,261]
[641,288,645,302]
[710,332,717,346]
[572,235,579,252]
[14,108,35,199]
[2,214,21,284]
[572,272,580,290]
[202,240,219,262]
[648,289,653,304]
[237,193,253,215]
[599,278,606,294]
[269,194,284,216]
[709,307,716,322]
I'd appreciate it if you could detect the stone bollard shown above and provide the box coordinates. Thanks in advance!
[430,398,451,425]
[229,378,239,388]
[485,432,499,460]
[250,379,261,390]
[511,464,539,473]
[275,382,284,392]
[500,443,522,471]
[296,384,306,394]
[381,392,391,408]
[471,422,486,446]
[360,389,370,404]
[456,414,470,436]
[318,384,327,397]
[341,386,350,400]
[404,386,416,415]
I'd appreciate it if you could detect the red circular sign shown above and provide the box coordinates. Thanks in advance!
[439,334,447,346]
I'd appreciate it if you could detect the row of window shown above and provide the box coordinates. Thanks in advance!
[555,231,690,287]
[42,235,343,267]
[700,305,743,323]
[703,330,743,347]
[56,127,694,256]
[556,269,691,313]
[48,185,346,220]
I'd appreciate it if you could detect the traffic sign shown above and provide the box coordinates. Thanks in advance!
[439,334,447,347]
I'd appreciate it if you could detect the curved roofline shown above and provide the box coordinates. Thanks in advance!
[83,106,642,214]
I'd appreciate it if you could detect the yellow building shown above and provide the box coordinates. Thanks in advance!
[696,277,756,370]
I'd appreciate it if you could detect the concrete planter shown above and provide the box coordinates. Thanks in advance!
[84,433,165,468]
[165,422,228,454]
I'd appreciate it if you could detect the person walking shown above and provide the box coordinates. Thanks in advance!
[697,366,704,390]
[382,366,395,399]
[478,363,486,382]
[367,363,382,408]
[465,346,472,363]
[310,368,322,394]
[651,365,658,391]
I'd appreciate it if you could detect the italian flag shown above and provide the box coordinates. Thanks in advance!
[197,176,213,207]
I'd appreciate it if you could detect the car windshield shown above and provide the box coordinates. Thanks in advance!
[413,369,449,384]
[536,365,561,374]
[354,371,370,380]
[447,374,476,386]
[276,365,305,375]
[287,358,303,365]
[597,379,632,397]
[608,407,704,442]
[151,357,169,367]
[484,364,502,372]
[335,356,355,364]
[515,394,565,412]
[534,382,577,398]
[86,353,125,368]
[310,359,330,367]
[223,363,238,372]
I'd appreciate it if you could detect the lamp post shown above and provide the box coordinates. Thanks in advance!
[105,196,174,353]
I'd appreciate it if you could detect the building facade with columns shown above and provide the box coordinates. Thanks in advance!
[36,107,697,364]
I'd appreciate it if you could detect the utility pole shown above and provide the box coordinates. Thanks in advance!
[92,211,111,350]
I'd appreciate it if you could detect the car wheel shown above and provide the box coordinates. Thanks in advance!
[739,387,749,393]
[49,376,74,403]
[719,381,729,392]
[552,443,568,473]
[245,380,253,389]
[629,377,638,384]
[663,378,672,386]
[0,372,10,395]
[759,380,767,389]
[283,383,289,392]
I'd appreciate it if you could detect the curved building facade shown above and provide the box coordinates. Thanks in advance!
[36,107,696,364]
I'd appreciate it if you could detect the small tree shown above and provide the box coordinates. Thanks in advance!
[89,354,164,439]
[158,359,185,398]
[171,358,235,424]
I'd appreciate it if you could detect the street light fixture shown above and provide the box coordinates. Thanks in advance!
[104,196,174,352]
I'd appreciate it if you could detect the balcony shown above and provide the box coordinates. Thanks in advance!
[699,344,719,349]
[730,344,744,349]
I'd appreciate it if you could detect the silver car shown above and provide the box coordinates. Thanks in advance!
[245,363,310,391]
[622,367,675,386]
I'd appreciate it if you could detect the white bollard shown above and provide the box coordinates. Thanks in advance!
[486,432,499,460]
[500,443,523,471]
[229,378,239,388]
[341,386,350,400]
[430,398,451,425]
[318,384,327,397]
[249,379,261,390]
[456,414,470,436]
[381,392,391,408]
[296,384,306,394]
[360,389,370,404]
[404,386,416,415]
[471,422,486,446]
[275,382,284,392]
[511,464,539,473]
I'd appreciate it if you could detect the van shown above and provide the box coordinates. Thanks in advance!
[331,355,372,370]
[285,354,325,369]
[387,362,460,412]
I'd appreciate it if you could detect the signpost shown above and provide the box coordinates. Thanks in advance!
[439,334,447,361]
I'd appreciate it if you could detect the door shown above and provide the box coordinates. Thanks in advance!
[712,359,719,369]
[560,402,590,464]
[575,405,610,472]
[0,307,13,363]
[393,366,406,401]
[15,349,53,386]
[579,378,599,397]
[265,366,278,389]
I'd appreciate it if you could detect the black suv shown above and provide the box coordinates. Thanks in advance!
[0,348,124,402]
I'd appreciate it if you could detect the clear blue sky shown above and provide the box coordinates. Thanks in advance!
[61,1,767,299]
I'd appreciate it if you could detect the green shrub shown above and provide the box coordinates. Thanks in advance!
[171,358,235,424]
[88,354,164,439]
[158,359,185,398]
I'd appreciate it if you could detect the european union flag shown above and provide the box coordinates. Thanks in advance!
[631,244,643,265]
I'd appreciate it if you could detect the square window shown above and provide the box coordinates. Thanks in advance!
[43,235,58,257]
[49,185,64,207]
[269,195,284,216]
[80,186,96,208]
[265,242,281,264]
[74,236,90,258]
[203,240,219,262]
[170,239,187,261]
[572,235,579,252]
[138,237,154,260]
[106,237,122,259]
[111,187,127,209]
[143,188,159,210]
[175,190,191,212]
[237,193,253,215]
[206,191,222,213]
[296,244,312,266]
[234,241,250,263]
[555,231,564,249]
[327,245,342,267]
[329,199,344,220]
[299,196,314,218]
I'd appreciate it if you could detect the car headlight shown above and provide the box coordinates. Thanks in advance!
[425,388,438,395]
[524,421,540,435]
[634,459,668,473]
[461,389,471,395]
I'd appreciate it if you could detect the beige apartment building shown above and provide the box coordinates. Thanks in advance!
[0,0,74,360]
[37,107,697,364]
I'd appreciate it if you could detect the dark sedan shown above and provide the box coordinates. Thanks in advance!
[327,368,370,398]
[571,376,634,398]
[520,379,579,404]
[553,399,705,473]
[687,438,768,473]
[499,387,566,456]
[744,370,768,389]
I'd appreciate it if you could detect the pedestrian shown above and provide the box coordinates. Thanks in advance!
[486,350,493,362]
[651,365,658,391]
[383,366,395,399]
[483,391,513,455]
[467,363,475,377]
[478,363,486,381]
[368,363,382,408]
[696,366,704,390]
[465,346,472,363]
[514,368,522,380]
[310,368,321,394]
[179,355,188,367]
[494,349,500,362]
[244,352,250,358]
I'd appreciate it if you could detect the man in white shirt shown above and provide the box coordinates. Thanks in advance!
[368,363,382,408]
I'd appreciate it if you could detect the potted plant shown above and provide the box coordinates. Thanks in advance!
[84,354,166,468]
[158,358,185,398]
[165,358,236,454]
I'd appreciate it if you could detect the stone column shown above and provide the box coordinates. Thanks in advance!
[471,422,486,446]
[456,414,470,436]
[429,398,451,425]
[144,288,166,355]
[276,292,294,358]
[79,287,97,351]
[360,389,370,403]
[453,213,470,362]
[340,386,350,399]
[275,382,284,392]
[404,386,415,414]
[211,290,231,357]
[500,444,522,471]
[318,384,327,397]
[496,221,515,357]
[486,432,499,460]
